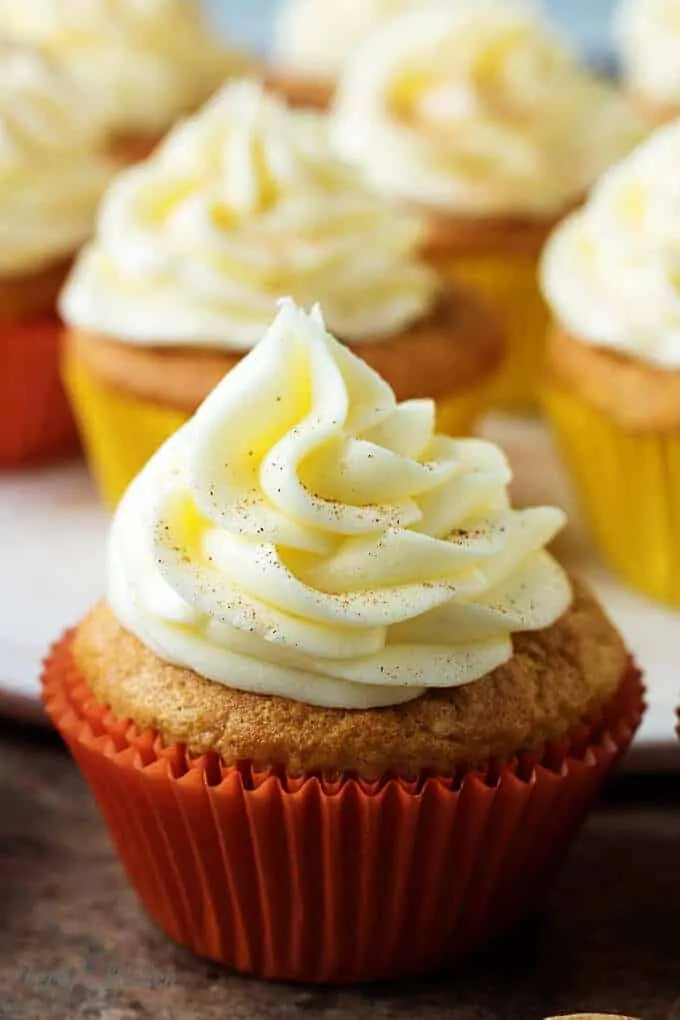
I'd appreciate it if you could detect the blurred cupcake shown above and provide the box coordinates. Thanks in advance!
[616,0,680,126]
[61,80,503,507]
[0,42,114,466]
[331,0,642,407]
[267,0,417,109]
[541,121,680,606]
[0,0,248,163]
[42,300,643,983]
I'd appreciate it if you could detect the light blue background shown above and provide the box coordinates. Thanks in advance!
[209,0,619,64]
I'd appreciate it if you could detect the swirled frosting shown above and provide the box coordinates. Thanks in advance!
[541,120,680,369]
[331,2,641,216]
[0,0,244,134]
[617,0,680,107]
[109,300,570,710]
[61,80,438,349]
[274,0,418,83]
[0,42,114,275]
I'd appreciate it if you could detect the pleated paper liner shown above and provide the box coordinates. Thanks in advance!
[545,385,680,607]
[42,631,644,984]
[0,318,78,466]
[63,348,493,508]
[438,250,549,410]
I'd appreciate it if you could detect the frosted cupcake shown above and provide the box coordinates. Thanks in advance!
[331,0,642,406]
[42,300,643,983]
[61,80,504,506]
[268,0,418,109]
[616,0,680,126]
[541,120,680,606]
[0,0,247,162]
[0,43,114,465]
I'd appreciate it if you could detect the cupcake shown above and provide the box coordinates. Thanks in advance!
[267,0,417,109]
[0,0,248,163]
[42,300,643,983]
[0,43,115,466]
[61,80,504,507]
[616,0,680,127]
[541,121,680,606]
[331,1,642,407]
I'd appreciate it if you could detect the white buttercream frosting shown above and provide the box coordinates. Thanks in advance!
[617,0,680,107]
[60,80,438,349]
[108,300,571,710]
[331,1,641,216]
[0,42,114,275]
[541,120,680,369]
[0,0,245,134]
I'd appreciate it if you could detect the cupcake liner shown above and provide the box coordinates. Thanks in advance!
[42,631,644,983]
[545,384,680,606]
[64,350,490,507]
[63,349,187,506]
[441,251,548,410]
[0,318,78,467]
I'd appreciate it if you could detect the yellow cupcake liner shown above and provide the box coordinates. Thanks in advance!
[64,350,188,507]
[545,385,680,607]
[65,350,492,508]
[442,251,548,410]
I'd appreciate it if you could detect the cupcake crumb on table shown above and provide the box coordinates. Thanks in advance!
[0,41,115,466]
[60,79,504,506]
[42,300,644,984]
[330,0,643,408]
[541,119,680,607]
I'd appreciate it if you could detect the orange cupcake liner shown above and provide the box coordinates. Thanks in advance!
[0,318,78,466]
[42,631,644,983]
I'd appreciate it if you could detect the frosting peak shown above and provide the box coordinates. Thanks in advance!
[0,42,114,274]
[0,0,244,133]
[61,81,438,349]
[541,120,680,369]
[109,300,571,709]
[331,1,641,216]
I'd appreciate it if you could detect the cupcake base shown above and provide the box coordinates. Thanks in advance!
[42,631,644,983]
[425,209,565,410]
[64,291,503,505]
[442,250,548,409]
[263,67,334,109]
[546,384,680,606]
[0,318,78,466]
[107,130,162,165]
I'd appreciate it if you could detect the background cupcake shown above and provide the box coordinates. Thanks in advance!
[0,0,248,163]
[61,80,503,506]
[541,120,680,606]
[43,300,643,984]
[616,0,680,126]
[331,0,642,407]
[268,0,417,109]
[0,42,114,466]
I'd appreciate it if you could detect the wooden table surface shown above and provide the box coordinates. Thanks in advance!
[1,722,679,1020]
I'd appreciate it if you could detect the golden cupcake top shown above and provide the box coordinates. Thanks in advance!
[274,0,417,84]
[0,0,245,134]
[60,80,439,350]
[0,41,115,275]
[617,0,680,108]
[542,119,680,370]
[331,0,642,217]
[108,300,571,711]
